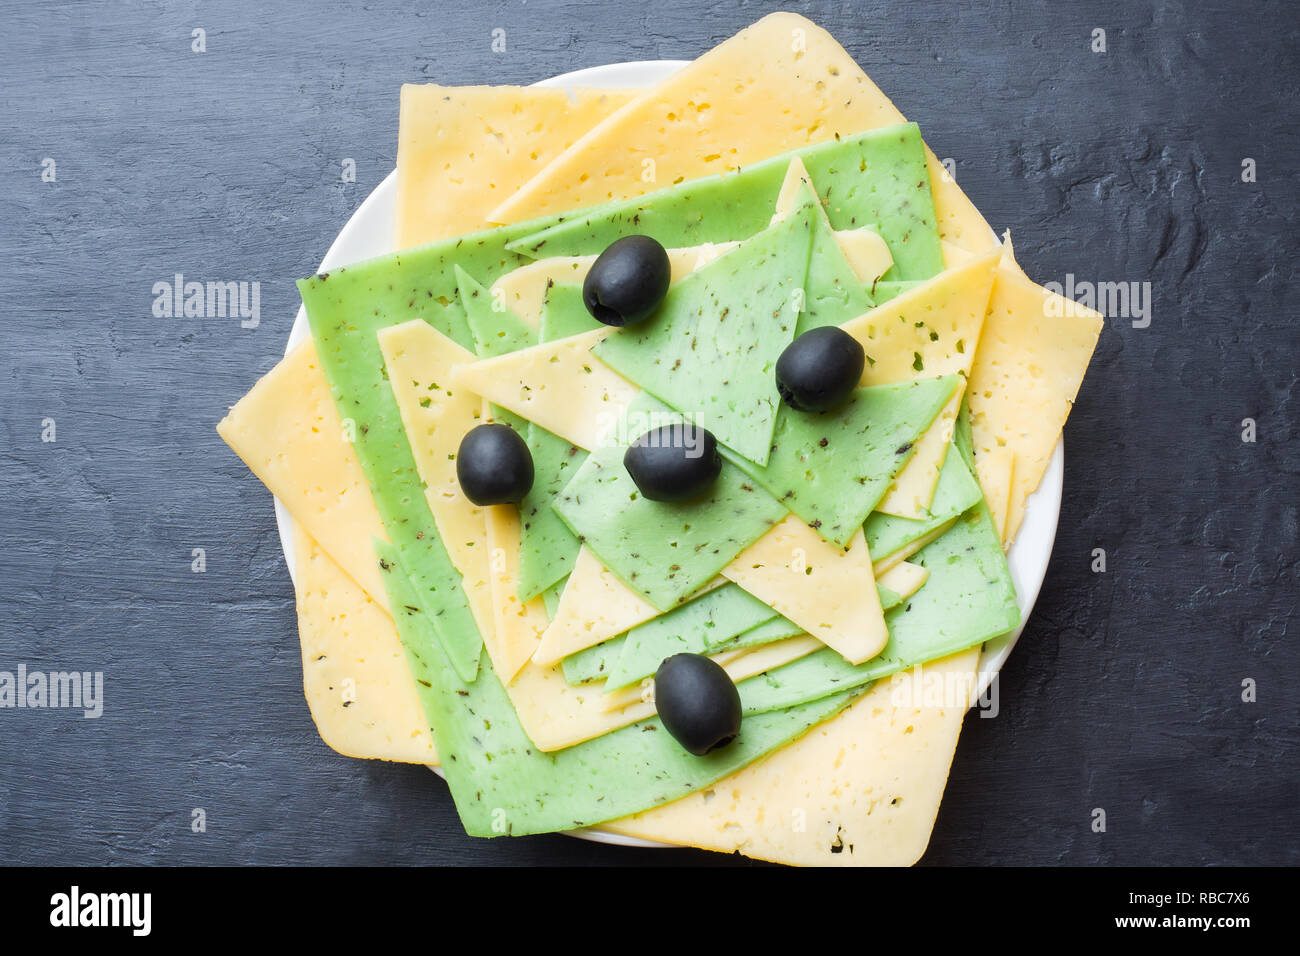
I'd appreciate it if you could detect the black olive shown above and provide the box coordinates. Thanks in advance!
[623,423,721,503]
[774,325,866,413]
[655,653,742,756]
[582,235,672,327]
[455,424,534,506]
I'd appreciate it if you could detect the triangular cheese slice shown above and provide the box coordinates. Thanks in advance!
[723,515,888,665]
[451,328,638,451]
[840,251,1001,517]
[967,258,1103,543]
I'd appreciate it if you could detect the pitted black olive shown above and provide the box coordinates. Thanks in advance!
[582,235,672,327]
[455,423,534,506]
[654,653,743,756]
[775,325,865,413]
[623,423,721,503]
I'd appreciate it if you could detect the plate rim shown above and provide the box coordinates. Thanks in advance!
[273,58,1061,850]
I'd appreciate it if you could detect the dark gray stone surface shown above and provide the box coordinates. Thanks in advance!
[0,0,1295,866]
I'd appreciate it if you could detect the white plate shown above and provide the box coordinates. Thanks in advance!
[274,60,1062,849]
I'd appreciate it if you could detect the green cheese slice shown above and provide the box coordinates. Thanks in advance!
[540,575,567,620]
[864,431,984,561]
[457,265,536,358]
[507,123,943,281]
[375,538,857,837]
[553,394,788,610]
[730,376,959,547]
[539,282,603,340]
[799,211,876,335]
[869,279,922,305]
[592,192,815,466]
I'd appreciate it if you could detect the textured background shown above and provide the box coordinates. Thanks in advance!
[1,0,1296,866]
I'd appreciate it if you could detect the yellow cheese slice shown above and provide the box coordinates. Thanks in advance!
[602,646,980,864]
[872,518,957,577]
[483,501,550,685]
[533,546,725,668]
[975,447,1016,546]
[376,321,495,641]
[722,515,888,665]
[836,228,895,286]
[217,340,391,610]
[876,560,930,604]
[841,252,1000,517]
[451,329,638,451]
[395,85,636,249]
[967,259,1103,544]
[489,242,738,327]
[292,522,438,765]
[941,240,979,269]
[486,12,995,257]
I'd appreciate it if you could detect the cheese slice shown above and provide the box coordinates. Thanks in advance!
[395,85,635,248]
[967,259,1104,543]
[483,502,550,685]
[292,522,437,765]
[217,340,390,610]
[601,647,980,864]
[486,11,995,260]
[841,252,1000,517]
[872,518,957,577]
[876,560,930,604]
[376,321,494,640]
[975,447,1016,546]
[771,157,893,284]
[722,516,888,666]
[874,389,963,517]
[533,546,725,668]
[489,242,738,327]
[451,329,638,451]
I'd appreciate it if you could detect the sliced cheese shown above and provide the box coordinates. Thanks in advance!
[874,389,963,517]
[842,252,1000,517]
[451,329,638,451]
[601,647,980,865]
[376,321,494,641]
[486,10,994,259]
[836,228,894,286]
[483,501,550,685]
[722,515,888,666]
[217,340,390,610]
[533,546,724,668]
[772,156,893,284]
[489,242,738,327]
[872,518,956,577]
[876,560,930,604]
[975,447,1016,547]
[967,257,1104,543]
[292,522,437,765]
[395,85,635,248]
